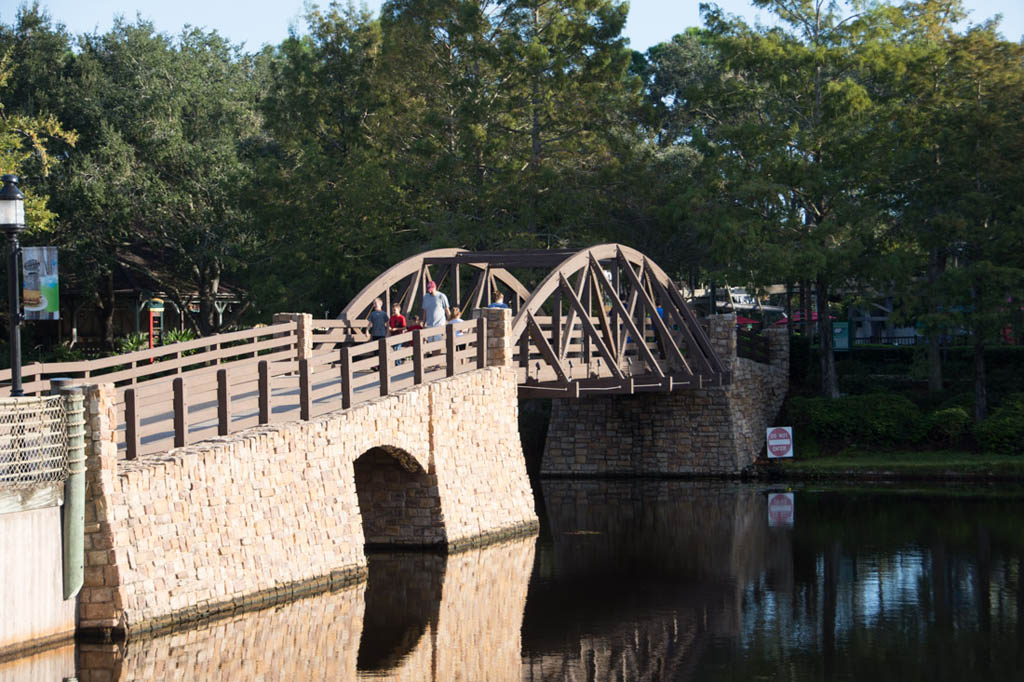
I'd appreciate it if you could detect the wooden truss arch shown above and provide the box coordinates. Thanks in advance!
[338,248,532,323]
[511,244,728,398]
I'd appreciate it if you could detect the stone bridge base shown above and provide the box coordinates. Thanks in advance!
[542,316,788,476]
[78,362,536,637]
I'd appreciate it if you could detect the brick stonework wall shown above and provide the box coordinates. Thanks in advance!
[78,358,537,635]
[542,315,789,475]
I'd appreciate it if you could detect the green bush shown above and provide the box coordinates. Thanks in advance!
[937,392,974,412]
[49,343,91,363]
[975,405,1024,455]
[999,393,1024,409]
[925,407,972,447]
[115,332,150,355]
[788,393,925,449]
[162,328,198,346]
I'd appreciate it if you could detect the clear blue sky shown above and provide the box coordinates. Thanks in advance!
[7,0,1023,52]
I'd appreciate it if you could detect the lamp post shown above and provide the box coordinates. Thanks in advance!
[0,175,25,396]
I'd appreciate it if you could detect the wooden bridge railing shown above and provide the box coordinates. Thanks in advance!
[123,317,484,458]
[2,316,487,460]
[0,321,300,397]
[736,328,770,363]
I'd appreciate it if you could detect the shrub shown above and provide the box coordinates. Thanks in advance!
[925,407,972,447]
[937,392,974,413]
[162,328,198,346]
[115,332,150,355]
[788,393,925,449]
[49,343,90,363]
[975,405,1024,455]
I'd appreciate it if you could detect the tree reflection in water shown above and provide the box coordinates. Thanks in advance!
[528,481,1024,682]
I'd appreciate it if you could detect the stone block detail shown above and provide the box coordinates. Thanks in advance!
[542,321,789,476]
[79,366,537,635]
[707,314,738,366]
[272,312,313,360]
[480,307,512,368]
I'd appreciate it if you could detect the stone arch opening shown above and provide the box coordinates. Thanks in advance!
[353,446,446,548]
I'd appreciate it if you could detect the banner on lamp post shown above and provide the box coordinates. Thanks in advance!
[22,246,58,320]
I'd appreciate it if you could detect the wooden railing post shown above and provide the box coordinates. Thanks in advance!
[445,324,456,377]
[258,360,270,424]
[476,316,487,369]
[173,377,188,448]
[412,330,424,385]
[340,346,352,410]
[125,388,139,460]
[378,338,390,397]
[217,368,230,435]
[299,358,311,420]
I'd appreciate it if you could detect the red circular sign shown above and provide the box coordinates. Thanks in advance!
[767,427,792,457]
[768,493,794,525]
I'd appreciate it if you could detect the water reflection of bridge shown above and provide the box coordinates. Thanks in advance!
[67,482,776,682]
[520,481,774,682]
[74,537,536,682]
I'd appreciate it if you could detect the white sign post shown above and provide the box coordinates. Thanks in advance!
[766,426,794,459]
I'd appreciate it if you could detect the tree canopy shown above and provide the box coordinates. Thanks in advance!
[0,0,1021,408]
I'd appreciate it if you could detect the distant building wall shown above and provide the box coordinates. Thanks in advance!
[0,500,77,656]
[0,392,80,659]
[542,315,789,475]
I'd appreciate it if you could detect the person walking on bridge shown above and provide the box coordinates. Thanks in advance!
[422,280,450,326]
[368,298,389,341]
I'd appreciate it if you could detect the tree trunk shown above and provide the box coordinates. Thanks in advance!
[817,275,839,398]
[198,264,221,336]
[927,247,946,392]
[798,276,806,339]
[974,331,987,422]
[529,6,542,242]
[97,271,116,351]
[785,280,794,342]
[927,335,943,393]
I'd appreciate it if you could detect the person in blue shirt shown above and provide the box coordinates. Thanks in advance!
[488,291,510,309]
[368,298,389,341]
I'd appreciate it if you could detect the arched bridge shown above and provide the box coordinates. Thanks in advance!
[339,244,729,399]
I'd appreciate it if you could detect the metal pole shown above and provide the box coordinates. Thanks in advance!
[57,382,85,600]
[7,231,22,396]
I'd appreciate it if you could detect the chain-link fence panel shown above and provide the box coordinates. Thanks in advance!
[0,395,68,488]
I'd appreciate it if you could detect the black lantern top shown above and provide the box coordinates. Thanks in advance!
[0,174,26,234]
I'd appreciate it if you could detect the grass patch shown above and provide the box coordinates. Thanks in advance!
[769,449,1024,478]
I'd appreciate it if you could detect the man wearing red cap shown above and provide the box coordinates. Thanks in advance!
[421,280,450,331]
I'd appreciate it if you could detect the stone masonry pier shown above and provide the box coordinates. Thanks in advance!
[76,308,537,637]
[542,315,789,475]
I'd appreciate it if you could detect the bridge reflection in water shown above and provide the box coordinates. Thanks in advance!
[59,481,1024,681]
[68,482,770,681]
[74,536,537,681]
[522,481,772,681]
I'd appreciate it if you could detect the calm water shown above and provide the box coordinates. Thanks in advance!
[10,480,1024,681]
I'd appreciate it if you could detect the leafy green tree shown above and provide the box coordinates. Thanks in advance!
[497,0,640,246]
[0,4,76,233]
[50,20,261,340]
[665,1,928,397]
[253,3,404,316]
[888,24,1024,419]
